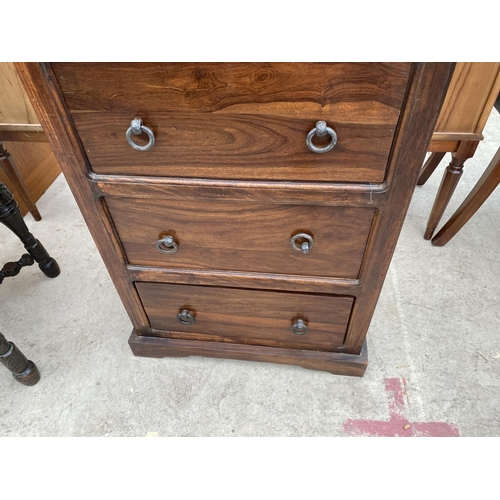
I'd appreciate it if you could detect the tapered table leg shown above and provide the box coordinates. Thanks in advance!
[0,332,40,385]
[0,142,41,221]
[432,146,500,246]
[423,141,478,240]
[417,152,446,186]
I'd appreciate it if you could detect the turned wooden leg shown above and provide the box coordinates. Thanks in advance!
[0,142,41,221]
[0,331,40,385]
[423,141,479,240]
[417,152,446,186]
[0,182,60,278]
[432,146,500,246]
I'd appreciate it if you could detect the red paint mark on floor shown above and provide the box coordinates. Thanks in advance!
[343,378,460,437]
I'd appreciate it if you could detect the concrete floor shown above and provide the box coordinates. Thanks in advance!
[1,109,500,437]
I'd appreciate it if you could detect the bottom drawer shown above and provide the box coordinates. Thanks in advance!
[136,282,353,352]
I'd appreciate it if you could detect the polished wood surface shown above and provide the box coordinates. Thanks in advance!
[127,266,358,295]
[106,196,375,279]
[52,63,411,113]
[16,62,454,376]
[94,173,387,207]
[52,62,411,183]
[137,282,353,351]
[72,111,397,182]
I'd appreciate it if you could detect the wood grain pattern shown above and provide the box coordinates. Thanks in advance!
[93,173,387,207]
[73,111,395,182]
[129,330,368,376]
[0,63,39,125]
[127,265,359,296]
[106,197,375,279]
[428,140,461,153]
[136,282,353,351]
[434,62,500,135]
[15,62,454,375]
[431,132,483,142]
[52,63,411,114]
[52,62,411,183]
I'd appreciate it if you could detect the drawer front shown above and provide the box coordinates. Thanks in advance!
[136,282,353,351]
[106,197,375,279]
[52,62,411,182]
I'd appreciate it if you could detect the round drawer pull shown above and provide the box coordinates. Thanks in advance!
[306,120,337,154]
[290,233,314,254]
[290,318,308,335]
[126,117,155,151]
[177,309,195,325]
[156,235,178,254]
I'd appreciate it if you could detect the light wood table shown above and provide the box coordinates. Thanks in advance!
[0,62,60,220]
[431,145,500,246]
[417,62,500,239]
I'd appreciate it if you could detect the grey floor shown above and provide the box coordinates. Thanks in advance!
[1,109,499,437]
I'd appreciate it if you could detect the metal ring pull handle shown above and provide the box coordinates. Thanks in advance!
[290,319,308,335]
[126,117,155,151]
[306,121,337,153]
[156,235,178,254]
[290,233,314,254]
[177,309,195,325]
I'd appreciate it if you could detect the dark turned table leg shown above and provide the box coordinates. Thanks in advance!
[0,331,40,385]
[0,182,60,386]
[0,182,60,279]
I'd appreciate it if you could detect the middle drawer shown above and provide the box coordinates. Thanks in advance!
[106,197,375,279]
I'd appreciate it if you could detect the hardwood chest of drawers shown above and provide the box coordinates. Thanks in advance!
[16,63,454,376]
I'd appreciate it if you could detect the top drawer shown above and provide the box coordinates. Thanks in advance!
[52,63,411,182]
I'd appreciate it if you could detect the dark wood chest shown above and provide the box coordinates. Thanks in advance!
[17,63,453,376]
